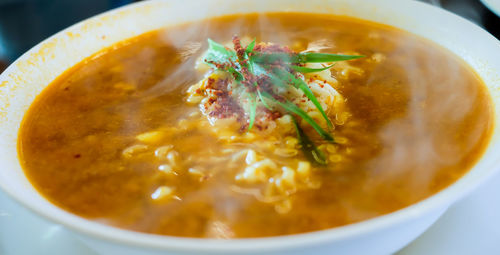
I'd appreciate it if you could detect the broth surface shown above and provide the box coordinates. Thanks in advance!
[19,13,493,238]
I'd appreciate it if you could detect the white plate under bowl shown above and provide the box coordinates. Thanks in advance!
[481,0,500,17]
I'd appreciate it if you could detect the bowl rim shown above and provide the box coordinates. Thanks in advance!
[1,0,500,253]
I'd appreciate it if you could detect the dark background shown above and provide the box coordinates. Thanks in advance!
[0,0,139,72]
[0,0,499,74]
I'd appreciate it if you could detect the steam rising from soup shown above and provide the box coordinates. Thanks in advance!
[18,13,492,238]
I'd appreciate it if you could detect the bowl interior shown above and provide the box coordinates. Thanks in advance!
[0,0,500,252]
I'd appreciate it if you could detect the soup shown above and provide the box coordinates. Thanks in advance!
[18,13,493,238]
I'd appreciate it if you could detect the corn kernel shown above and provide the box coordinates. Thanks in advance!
[335,136,349,144]
[274,148,298,157]
[245,150,257,165]
[284,137,299,148]
[326,144,338,153]
[188,168,204,177]
[122,144,148,158]
[297,161,311,177]
[275,199,292,214]
[136,131,164,143]
[154,145,174,159]
[151,186,174,201]
[280,167,296,186]
[158,164,177,175]
[113,82,135,91]
[329,154,343,163]
[167,151,179,166]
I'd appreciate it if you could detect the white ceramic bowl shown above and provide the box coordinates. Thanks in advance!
[1,0,500,254]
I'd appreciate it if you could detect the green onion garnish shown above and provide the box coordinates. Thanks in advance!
[292,115,327,165]
[291,64,335,73]
[201,36,364,164]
